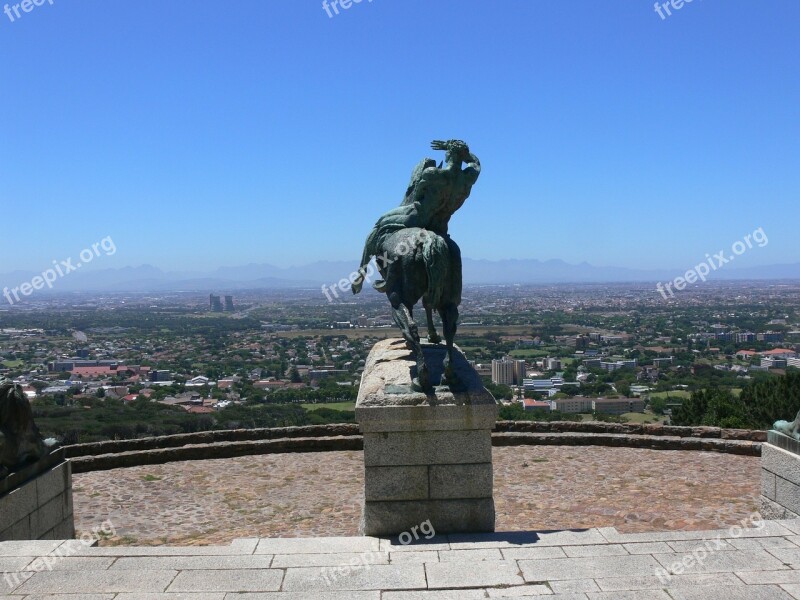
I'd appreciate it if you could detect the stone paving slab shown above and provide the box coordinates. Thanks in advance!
[282,564,426,592]
[13,570,178,594]
[425,559,525,588]
[166,569,283,592]
[0,521,799,597]
[667,585,796,599]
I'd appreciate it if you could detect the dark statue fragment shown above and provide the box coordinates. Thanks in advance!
[0,379,51,479]
[352,140,481,392]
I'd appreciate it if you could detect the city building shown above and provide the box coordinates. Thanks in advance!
[762,358,788,369]
[209,294,223,312]
[600,359,637,372]
[523,399,551,412]
[492,358,515,385]
[652,357,674,368]
[592,398,646,415]
[550,397,594,414]
[224,295,235,311]
[513,360,527,385]
[583,358,602,369]
[150,370,172,382]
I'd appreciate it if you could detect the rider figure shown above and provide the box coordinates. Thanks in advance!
[352,139,481,293]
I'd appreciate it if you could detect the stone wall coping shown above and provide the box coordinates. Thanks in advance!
[0,448,65,499]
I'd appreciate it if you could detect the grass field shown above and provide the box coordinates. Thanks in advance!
[301,401,356,412]
[649,390,691,400]
[2,360,22,368]
[620,412,667,424]
[578,412,666,424]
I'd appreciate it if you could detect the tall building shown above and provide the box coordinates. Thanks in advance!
[543,357,562,371]
[224,295,235,311]
[513,360,526,385]
[209,294,223,312]
[491,359,515,385]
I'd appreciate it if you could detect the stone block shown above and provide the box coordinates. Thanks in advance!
[361,498,495,536]
[519,554,663,582]
[15,570,179,594]
[1,514,31,540]
[0,478,37,533]
[363,430,492,467]
[762,469,777,500]
[356,339,498,411]
[763,443,800,486]
[425,560,525,588]
[429,463,493,500]
[36,461,70,506]
[358,404,499,433]
[365,466,429,501]
[281,564,427,592]
[768,430,800,455]
[760,495,799,520]
[32,493,65,536]
[776,477,800,517]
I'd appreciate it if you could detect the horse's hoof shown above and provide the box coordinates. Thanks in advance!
[427,334,441,344]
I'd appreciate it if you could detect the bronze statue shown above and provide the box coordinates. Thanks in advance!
[0,380,50,478]
[352,140,481,392]
[774,409,800,441]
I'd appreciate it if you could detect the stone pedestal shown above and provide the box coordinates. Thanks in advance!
[0,449,75,541]
[356,339,499,536]
[760,430,800,519]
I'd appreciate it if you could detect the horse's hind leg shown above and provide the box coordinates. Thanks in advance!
[423,301,441,344]
[440,302,464,391]
[389,292,430,392]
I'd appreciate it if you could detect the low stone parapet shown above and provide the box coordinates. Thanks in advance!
[760,430,800,519]
[0,449,74,541]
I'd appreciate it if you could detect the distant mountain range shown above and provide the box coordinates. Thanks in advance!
[1,259,799,293]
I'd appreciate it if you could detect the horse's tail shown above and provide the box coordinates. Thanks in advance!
[422,232,450,307]
[352,228,379,295]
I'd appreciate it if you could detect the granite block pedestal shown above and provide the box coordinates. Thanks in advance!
[356,339,499,536]
[760,430,800,519]
[0,448,75,541]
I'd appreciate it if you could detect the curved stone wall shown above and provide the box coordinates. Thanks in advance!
[64,421,765,473]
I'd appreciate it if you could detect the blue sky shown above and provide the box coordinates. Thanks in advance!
[1,0,798,273]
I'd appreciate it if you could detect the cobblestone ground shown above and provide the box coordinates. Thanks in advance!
[72,446,761,546]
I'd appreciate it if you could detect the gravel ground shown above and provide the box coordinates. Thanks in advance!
[72,446,761,546]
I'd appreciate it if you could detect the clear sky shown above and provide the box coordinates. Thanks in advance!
[1,0,798,273]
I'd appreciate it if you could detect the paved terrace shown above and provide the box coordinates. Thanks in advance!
[2,519,800,599]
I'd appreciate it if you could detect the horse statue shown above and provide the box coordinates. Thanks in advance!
[352,140,480,392]
[0,380,49,478]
